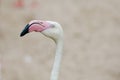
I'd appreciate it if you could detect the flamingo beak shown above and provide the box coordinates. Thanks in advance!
[20,24,30,37]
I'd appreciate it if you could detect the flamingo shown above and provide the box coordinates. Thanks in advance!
[20,20,64,80]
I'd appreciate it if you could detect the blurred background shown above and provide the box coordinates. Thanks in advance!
[0,0,120,80]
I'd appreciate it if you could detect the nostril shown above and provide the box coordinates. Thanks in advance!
[39,22,43,24]
[39,22,45,27]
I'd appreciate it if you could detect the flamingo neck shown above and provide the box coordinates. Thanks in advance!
[50,39,63,80]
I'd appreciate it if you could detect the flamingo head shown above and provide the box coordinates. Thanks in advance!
[20,20,63,42]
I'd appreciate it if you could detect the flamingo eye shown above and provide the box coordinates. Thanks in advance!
[51,24,55,28]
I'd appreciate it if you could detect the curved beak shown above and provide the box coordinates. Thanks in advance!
[20,24,30,37]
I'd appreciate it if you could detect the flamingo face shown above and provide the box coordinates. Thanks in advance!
[20,20,63,42]
[20,20,52,37]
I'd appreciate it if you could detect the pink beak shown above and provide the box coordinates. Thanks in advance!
[20,21,51,37]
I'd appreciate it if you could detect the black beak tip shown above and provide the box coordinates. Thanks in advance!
[20,34,22,37]
[20,24,30,37]
[20,33,25,37]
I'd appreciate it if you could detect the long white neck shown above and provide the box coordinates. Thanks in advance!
[50,38,63,80]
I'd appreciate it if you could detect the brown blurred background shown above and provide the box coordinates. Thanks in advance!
[0,0,120,80]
